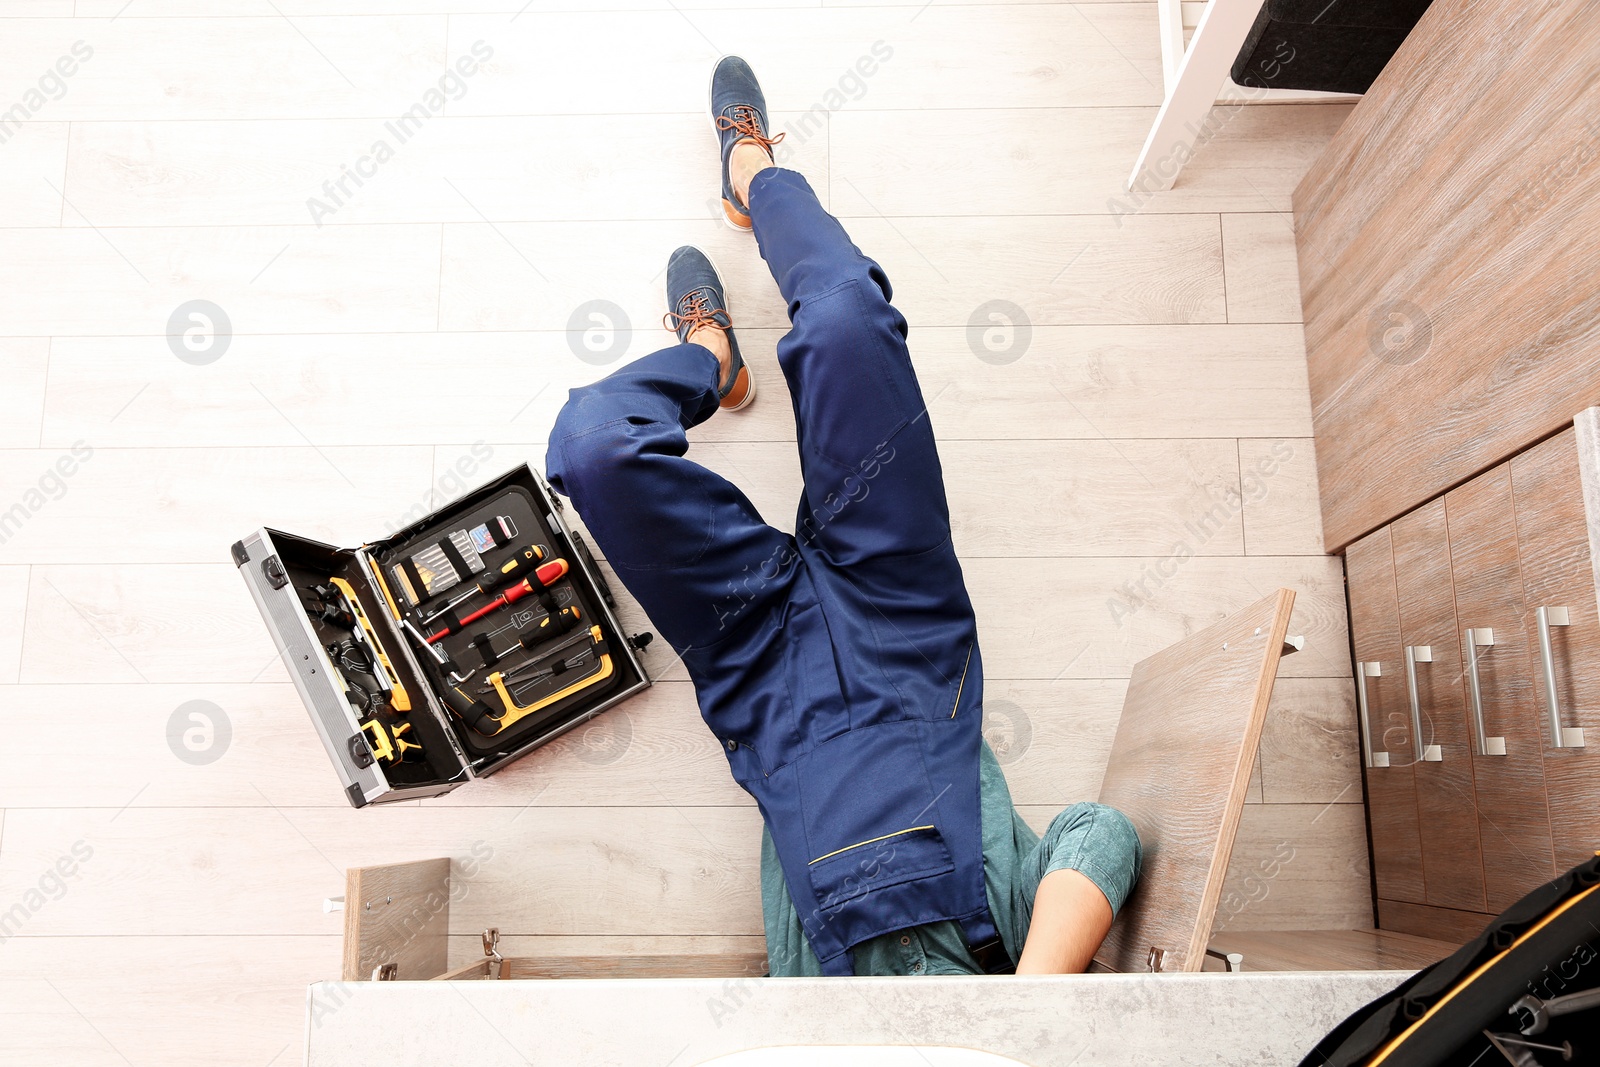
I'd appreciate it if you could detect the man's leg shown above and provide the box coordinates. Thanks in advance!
[731,153,953,567]
[545,341,796,654]
[1012,802,1143,974]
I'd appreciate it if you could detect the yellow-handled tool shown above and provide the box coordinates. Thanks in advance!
[483,624,613,732]
[330,576,411,712]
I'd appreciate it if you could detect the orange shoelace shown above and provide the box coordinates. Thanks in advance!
[663,289,730,337]
[715,105,786,155]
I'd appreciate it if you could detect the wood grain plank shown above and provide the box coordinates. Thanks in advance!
[62,113,828,228]
[1510,426,1600,870]
[0,806,766,937]
[0,446,436,565]
[0,338,50,447]
[1376,897,1488,946]
[75,0,809,13]
[0,566,28,683]
[1443,463,1557,909]
[1221,213,1301,324]
[41,325,1316,454]
[1345,525,1425,903]
[18,564,289,684]
[1294,0,1600,549]
[0,936,339,1067]
[0,16,449,121]
[1257,677,1362,806]
[1238,437,1324,555]
[447,7,1163,116]
[0,225,442,336]
[1094,588,1294,971]
[440,214,1226,334]
[1213,802,1370,933]
[830,105,1352,218]
[966,554,1349,682]
[1390,499,1488,912]
[1206,928,1454,972]
[0,122,68,227]
[343,858,451,981]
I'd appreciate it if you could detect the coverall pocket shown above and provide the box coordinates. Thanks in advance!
[809,824,955,914]
[799,719,957,916]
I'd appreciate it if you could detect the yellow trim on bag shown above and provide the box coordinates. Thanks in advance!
[809,825,936,866]
[950,643,973,718]
[1366,879,1600,1066]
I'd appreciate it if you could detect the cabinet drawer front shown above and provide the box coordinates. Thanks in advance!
[1444,465,1556,909]
[1511,426,1600,869]
[1346,527,1425,903]
[1390,500,1487,912]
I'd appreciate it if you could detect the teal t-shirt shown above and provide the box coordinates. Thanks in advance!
[759,739,1044,977]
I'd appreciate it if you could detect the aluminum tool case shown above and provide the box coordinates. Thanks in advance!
[233,465,651,807]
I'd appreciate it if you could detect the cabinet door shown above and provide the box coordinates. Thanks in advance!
[1510,427,1600,870]
[1390,500,1488,913]
[1444,465,1557,909]
[1346,527,1425,904]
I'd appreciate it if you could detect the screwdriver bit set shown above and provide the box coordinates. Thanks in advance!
[233,465,652,807]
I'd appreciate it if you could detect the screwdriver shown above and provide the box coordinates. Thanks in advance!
[425,558,569,643]
[419,544,550,626]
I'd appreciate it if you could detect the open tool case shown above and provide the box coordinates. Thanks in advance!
[232,465,651,806]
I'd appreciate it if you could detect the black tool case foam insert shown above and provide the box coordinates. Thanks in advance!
[233,464,650,806]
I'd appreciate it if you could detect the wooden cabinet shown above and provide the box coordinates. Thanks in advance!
[1346,528,1425,905]
[1349,423,1600,941]
[1443,466,1555,911]
[1509,429,1600,871]
[1389,501,1487,913]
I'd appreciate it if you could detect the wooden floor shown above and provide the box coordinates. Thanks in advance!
[0,3,1365,1063]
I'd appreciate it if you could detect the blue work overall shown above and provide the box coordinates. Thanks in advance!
[546,169,1007,976]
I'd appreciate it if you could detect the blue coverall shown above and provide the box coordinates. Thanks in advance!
[547,168,1007,975]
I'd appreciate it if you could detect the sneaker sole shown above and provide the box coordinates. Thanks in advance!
[709,58,757,233]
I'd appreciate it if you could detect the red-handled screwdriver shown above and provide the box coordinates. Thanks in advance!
[425,558,569,643]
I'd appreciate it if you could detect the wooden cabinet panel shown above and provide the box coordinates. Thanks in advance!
[1443,466,1557,909]
[1376,898,1490,947]
[1510,428,1600,870]
[1345,527,1425,904]
[1389,500,1487,912]
[1295,0,1600,551]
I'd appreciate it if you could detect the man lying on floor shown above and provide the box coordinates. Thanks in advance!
[546,56,1141,977]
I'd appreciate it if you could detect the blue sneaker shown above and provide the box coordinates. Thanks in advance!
[709,55,784,232]
[664,245,754,411]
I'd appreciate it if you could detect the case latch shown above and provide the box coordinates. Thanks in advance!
[347,734,375,769]
[261,553,289,590]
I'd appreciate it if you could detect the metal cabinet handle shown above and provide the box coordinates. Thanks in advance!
[1403,645,1443,762]
[1535,606,1586,750]
[1462,628,1506,756]
[1355,661,1390,768]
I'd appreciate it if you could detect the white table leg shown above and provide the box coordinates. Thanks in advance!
[1129,0,1270,193]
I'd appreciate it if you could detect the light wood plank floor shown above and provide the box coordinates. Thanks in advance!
[0,3,1361,1063]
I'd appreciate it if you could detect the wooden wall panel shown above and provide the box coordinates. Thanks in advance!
[1293,0,1600,550]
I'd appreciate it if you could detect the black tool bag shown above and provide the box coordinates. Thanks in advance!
[234,464,651,807]
[1300,853,1600,1067]
[1232,0,1435,95]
